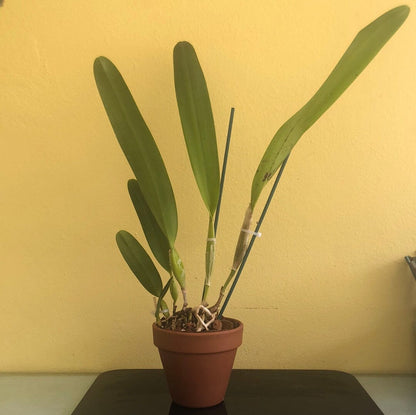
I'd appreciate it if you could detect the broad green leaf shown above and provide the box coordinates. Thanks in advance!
[94,57,177,246]
[116,230,162,297]
[174,41,220,216]
[251,5,410,207]
[128,179,171,272]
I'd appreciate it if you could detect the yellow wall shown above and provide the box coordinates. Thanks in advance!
[1,0,415,373]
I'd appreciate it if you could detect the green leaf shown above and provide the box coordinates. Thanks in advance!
[251,5,410,207]
[94,57,178,246]
[116,230,163,297]
[128,179,171,272]
[174,41,220,216]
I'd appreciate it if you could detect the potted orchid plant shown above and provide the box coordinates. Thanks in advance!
[93,5,409,408]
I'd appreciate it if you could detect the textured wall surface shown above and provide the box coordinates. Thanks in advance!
[0,0,415,373]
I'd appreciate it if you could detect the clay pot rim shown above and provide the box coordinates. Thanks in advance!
[152,317,243,337]
[153,317,243,353]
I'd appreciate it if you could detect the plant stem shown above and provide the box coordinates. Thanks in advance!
[202,216,215,303]
[209,268,235,312]
[218,154,290,318]
[212,204,252,311]
[222,268,236,294]
[169,247,186,294]
[214,107,235,234]
[203,108,234,305]
[211,201,252,312]
[231,204,253,271]
[155,278,173,324]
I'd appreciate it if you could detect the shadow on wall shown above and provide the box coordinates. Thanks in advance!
[405,254,416,347]
[405,255,416,281]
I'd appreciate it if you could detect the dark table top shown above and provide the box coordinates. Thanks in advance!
[71,369,384,415]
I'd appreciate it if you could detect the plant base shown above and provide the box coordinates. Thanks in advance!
[153,317,243,408]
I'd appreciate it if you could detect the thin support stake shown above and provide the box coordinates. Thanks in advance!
[214,107,235,234]
[218,154,290,318]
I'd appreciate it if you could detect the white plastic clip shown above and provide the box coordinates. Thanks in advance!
[241,228,262,237]
[207,238,216,242]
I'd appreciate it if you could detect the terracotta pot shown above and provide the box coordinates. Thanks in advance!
[153,318,243,408]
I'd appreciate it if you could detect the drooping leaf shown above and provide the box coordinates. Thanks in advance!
[251,5,410,207]
[174,41,220,216]
[94,57,178,246]
[128,179,171,272]
[116,230,163,297]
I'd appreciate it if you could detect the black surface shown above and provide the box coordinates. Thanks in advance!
[71,369,383,415]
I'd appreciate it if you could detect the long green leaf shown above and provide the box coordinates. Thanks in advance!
[174,41,220,216]
[116,230,163,297]
[128,179,171,272]
[94,57,178,246]
[251,5,410,207]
